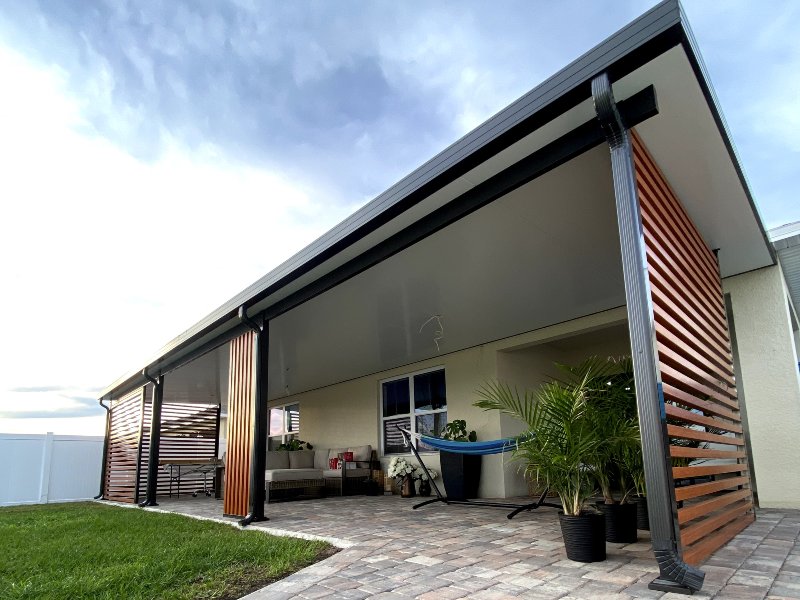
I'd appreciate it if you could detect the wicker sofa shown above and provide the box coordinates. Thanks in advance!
[264,444,373,500]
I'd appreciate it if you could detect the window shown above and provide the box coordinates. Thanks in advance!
[381,368,447,454]
[268,403,300,450]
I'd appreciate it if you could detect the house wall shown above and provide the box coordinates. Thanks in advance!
[724,264,800,508]
[272,306,627,498]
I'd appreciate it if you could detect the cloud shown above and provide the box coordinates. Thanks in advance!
[0,389,103,419]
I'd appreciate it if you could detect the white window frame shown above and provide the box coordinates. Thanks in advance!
[380,366,447,456]
[268,402,300,448]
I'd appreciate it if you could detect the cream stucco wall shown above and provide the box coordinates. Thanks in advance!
[270,306,628,498]
[723,264,800,508]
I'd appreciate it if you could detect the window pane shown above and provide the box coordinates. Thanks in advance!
[383,416,411,454]
[286,404,300,433]
[415,411,447,451]
[269,408,284,436]
[382,379,410,417]
[414,370,446,412]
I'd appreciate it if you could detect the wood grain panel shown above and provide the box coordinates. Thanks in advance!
[223,331,255,517]
[104,390,145,503]
[633,130,754,565]
[138,399,220,499]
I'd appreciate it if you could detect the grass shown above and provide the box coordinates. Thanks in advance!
[0,502,333,600]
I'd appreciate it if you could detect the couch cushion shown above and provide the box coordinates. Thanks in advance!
[266,450,290,470]
[314,449,329,470]
[349,444,372,462]
[265,468,323,482]
[289,449,315,469]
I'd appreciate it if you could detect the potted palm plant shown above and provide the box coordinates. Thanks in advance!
[438,419,479,500]
[570,357,641,544]
[475,370,606,562]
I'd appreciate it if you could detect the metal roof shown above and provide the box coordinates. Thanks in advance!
[770,222,800,318]
[99,0,773,400]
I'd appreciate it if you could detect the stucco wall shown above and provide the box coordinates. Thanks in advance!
[270,306,628,498]
[723,265,800,508]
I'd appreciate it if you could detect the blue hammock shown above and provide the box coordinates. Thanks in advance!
[401,429,530,455]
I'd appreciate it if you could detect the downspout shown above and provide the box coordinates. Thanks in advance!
[94,398,111,499]
[238,306,269,526]
[592,72,704,594]
[139,369,164,507]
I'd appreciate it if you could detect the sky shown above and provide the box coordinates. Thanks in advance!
[0,1,798,436]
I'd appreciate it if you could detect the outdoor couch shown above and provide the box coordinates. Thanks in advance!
[265,444,373,499]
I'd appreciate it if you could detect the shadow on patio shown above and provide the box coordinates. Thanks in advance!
[144,496,800,599]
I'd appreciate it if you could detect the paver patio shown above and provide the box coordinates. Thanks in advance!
[144,496,800,599]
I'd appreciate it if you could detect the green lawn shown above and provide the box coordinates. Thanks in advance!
[0,502,333,600]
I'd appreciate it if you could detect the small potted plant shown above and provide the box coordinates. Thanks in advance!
[276,439,313,451]
[438,419,480,501]
[387,456,419,498]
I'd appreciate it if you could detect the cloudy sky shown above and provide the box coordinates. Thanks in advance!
[0,1,798,436]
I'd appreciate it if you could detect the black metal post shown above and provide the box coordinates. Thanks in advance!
[94,398,111,499]
[239,306,268,525]
[139,371,164,507]
[592,71,703,594]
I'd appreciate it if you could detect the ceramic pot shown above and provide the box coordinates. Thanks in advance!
[558,512,606,563]
[400,475,416,498]
[419,479,432,497]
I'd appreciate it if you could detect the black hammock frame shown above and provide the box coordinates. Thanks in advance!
[398,427,560,519]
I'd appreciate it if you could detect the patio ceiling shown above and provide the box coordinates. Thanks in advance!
[268,146,622,398]
[100,0,774,401]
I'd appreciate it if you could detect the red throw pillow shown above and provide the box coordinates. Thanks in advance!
[329,457,339,470]
[343,451,354,462]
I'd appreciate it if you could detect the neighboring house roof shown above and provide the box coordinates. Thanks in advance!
[99,0,774,401]
[770,221,800,320]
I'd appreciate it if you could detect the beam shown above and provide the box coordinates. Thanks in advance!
[592,72,704,594]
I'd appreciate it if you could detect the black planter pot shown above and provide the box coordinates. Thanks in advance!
[439,451,481,500]
[558,512,606,562]
[596,501,638,543]
[635,495,650,531]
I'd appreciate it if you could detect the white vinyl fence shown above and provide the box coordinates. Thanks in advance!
[0,432,104,506]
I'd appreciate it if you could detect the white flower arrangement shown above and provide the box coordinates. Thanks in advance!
[387,457,439,482]
[387,456,418,481]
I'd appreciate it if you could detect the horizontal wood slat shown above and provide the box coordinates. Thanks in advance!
[669,446,746,460]
[680,501,753,546]
[661,383,740,422]
[673,464,748,479]
[678,489,753,525]
[674,476,749,502]
[683,514,755,565]
[633,129,754,565]
[667,425,744,446]
[664,404,742,434]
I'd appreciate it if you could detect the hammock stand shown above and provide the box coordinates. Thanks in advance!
[398,428,560,519]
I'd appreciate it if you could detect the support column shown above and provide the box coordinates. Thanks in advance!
[239,306,268,525]
[139,370,164,507]
[592,72,704,594]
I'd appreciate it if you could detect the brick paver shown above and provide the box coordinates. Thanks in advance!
[139,496,800,599]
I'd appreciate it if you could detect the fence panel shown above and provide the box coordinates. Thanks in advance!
[0,433,103,506]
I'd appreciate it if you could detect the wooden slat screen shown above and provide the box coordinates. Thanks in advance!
[633,130,755,565]
[224,331,255,517]
[104,389,145,503]
[138,399,220,498]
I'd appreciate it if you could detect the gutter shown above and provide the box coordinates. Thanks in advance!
[93,398,111,500]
